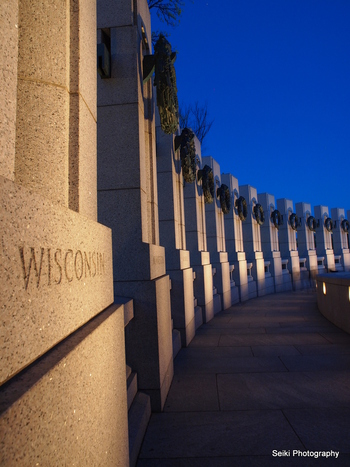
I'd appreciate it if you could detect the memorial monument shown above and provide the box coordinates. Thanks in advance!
[240,184,266,296]
[222,173,249,302]
[183,138,216,322]
[97,0,173,412]
[202,156,232,310]
[1,1,129,465]
[277,198,303,290]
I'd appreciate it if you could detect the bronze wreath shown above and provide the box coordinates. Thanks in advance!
[253,203,265,225]
[217,184,231,214]
[235,196,248,221]
[307,215,317,232]
[197,165,214,204]
[289,213,299,231]
[178,128,196,183]
[153,35,179,134]
[325,217,333,232]
[271,209,282,229]
[341,219,350,233]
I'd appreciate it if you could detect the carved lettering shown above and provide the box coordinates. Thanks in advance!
[48,248,51,286]
[92,252,96,277]
[19,246,44,290]
[99,253,105,275]
[65,250,74,282]
[54,249,62,284]
[84,251,91,277]
[19,246,107,290]
[74,250,83,280]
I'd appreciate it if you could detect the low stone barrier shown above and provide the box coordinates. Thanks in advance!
[316,272,350,334]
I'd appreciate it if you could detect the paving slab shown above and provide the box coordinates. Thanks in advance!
[280,354,350,372]
[219,332,330,347]
[139,410,304,459]
[163,374,219,412]
[137,290,350,465]
[175,354,287,375]
[217,371,350,410]
[283,407,350,452]
[251,345,301,356]
[138,455,350,466]
[295,344,350,356]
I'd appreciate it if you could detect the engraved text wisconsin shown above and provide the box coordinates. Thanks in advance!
[19,246,106,290]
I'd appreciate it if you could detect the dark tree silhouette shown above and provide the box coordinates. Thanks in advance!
[148,0,184,27]
[179,101,214,146]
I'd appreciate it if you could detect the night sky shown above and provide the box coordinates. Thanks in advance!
[150,0,350,215]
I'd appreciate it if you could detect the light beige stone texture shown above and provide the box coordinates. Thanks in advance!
[331,207,350,271]
[0,0,18,181]
[69,93,97,219]
[317,272,350,334]
[15,79,69,205]
[222,173,249,302]
[0,304,129,467]
[68,0,98,220]
[295,202,316,256]
[0,176,113,384]
[202,157,232,309]
[314,205,334,266]
[240,184,263,256]
[120,276,173,411]
[97,0,134,29]
[15,0,69,206]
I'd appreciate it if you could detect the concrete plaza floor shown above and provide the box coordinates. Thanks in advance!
[137,289,350,466]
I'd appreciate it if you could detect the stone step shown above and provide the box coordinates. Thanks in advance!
[127,371,138,411]
[128,392,151,467]
[194,305,203,330]
[172,328,182,359]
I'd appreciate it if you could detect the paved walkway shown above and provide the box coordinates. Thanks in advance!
[137,290,350,466]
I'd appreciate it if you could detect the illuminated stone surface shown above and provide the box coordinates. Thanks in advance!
[0,304,128,466]
[222,173,249,303]
[0,176,113,384]
[202,156,232,310]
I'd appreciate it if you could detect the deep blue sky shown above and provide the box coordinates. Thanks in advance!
[150,0,350,214]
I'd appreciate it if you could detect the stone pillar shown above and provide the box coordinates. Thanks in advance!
[0,1,18,181]
[240,184,265,296]
[97,0,173,411]
[221,173,249,302]
[156,117,195,347]
[1,1,129,464]
[331,208,350,271]
[276,198,302,290]
[183,138,215,323]
[202,156,232,310]
[258,193,292,294]
[314,205,335,272]
[295,202,318,286]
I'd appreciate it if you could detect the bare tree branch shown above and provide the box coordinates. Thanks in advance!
[179,101,214,146]
[148,0,184,27]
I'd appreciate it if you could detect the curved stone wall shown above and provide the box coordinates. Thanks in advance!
[316,273,350,333]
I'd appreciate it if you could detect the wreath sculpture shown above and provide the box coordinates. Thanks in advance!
[289,213,299,231]
[325,217,333,232]
[152,34,179,134]
[176,128,196,183]
[197,165,214,204]
[235,196,248,221]
[271,210,283,229]
[253,203,265,226]
[341,219,350,233]
[217,184,231,214]
[307,215,317,232]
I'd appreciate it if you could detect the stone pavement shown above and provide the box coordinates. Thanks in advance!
[137,290,350,466]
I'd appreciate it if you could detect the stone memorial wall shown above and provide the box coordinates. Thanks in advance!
[1,0,128,465]
[1,0,349,465]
